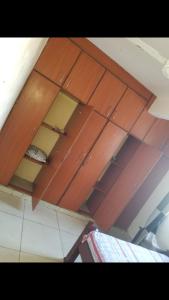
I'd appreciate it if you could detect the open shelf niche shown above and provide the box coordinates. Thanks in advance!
[80,135,142,216]
[10,91,78,194]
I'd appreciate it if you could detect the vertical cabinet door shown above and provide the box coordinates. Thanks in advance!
[63,53,105,104]
[0,71,60,185]
[59,122,127,211]
[89,71,127,118]
[94,143,162,231]
[144,119,169,149]
[32,105,95,208]
[35,38,81,86]
[43,112,107,205]
[130,107,156,141]
[110,88,146,132]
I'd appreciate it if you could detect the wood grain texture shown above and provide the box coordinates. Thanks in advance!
[0,71,60,185]
[70,38,153,101]
[43,112,107,205]
[144,119,169,149]
[88,71,127,117]
[63,52,105,103]
[94,143,162,231]
[59,122,127,211]
[110,88,146,131]
[115,156,169,230]
[35,38,81,85]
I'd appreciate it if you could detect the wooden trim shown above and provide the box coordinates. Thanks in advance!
[41,122,67,136]
[70,38,154,101]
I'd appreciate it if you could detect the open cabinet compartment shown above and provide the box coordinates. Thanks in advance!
[9,91,79,194]
[85,135,141,215]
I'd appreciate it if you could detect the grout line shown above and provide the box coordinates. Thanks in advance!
[18,199,25,262]
[23,217,60,231]
[55,210,65,258]
[0,208,24,220]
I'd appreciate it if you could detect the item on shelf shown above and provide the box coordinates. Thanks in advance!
[26,145,47,163]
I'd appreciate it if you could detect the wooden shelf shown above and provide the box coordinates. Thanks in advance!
[10,175,34,194]
[42,122,67,136]
[24,155,48,166]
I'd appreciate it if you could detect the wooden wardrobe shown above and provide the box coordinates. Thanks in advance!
[0,37,166,232]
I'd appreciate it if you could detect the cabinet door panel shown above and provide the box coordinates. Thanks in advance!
[94,143,161,231]
[144,119,169,149]
[0,71,60,185]
[130,108,156,140]
[32,105,95,208]
[63,53,105,103]
[110,88,146,131]
[43,112,107,204]
[35,38,81,85]
[59,122,127,211]
[89,71,126,117]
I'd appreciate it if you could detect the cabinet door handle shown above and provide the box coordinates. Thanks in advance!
[83,154,92,166]
[112,110,118,120]
[58,71,65,84]
[76,152,87,163]
[106,105,113,117]
[65,79,71,89]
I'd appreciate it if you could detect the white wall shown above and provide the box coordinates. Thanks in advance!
[0,38,48,130]
[128,169,169,238]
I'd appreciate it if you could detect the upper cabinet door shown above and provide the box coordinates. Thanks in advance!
[130,108,156,141]
[110,88,146,132]
[63,53,105,103]
[35,38,81,86]
[89,71,127,118]
[0,71,60,185]
[144,119,169,149]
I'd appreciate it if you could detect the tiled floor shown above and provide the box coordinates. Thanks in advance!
[0,185,92,262]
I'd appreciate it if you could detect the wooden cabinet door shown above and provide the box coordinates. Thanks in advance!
[59,122,127,211]
[32,104,94,208]
[110,88,146,132]
[0,71,60,185]
[130,108,156,140]
[88,71,126,117]
[94,143,162,231]
[43,112,107,205]
[35,38,81,86]
[63,53,105,103]
[144,119,169,149]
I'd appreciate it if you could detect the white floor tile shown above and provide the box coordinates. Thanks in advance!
[0,246,19,262]
[60,230,78,256]
[24,199,58,229]
[0,191,24,217]
[0,211,22,250]
[57,211,88,236]
[60,230,82,262]
[20,251,63,262]
[21,220,63,259]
